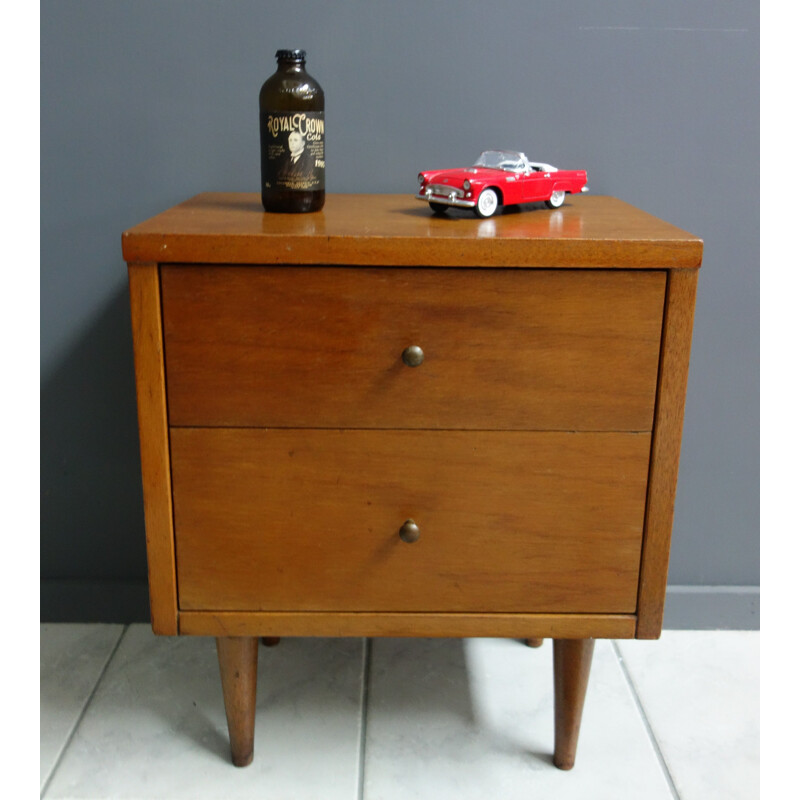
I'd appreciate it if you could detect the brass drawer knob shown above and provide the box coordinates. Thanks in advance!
[401,345,424,367]
[399,519,420,543]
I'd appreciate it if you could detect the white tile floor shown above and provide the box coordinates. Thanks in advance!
[40,625,759,800]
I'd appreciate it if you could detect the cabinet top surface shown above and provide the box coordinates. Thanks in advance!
[122,193,702,269]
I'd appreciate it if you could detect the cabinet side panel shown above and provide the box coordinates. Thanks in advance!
[637,269,698,638]
[128,263,178,634]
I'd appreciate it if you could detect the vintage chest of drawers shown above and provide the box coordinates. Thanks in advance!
[123,193,701,770]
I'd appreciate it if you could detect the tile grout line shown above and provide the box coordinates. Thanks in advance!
[611,640,682,800]
[40,624,130,799]
[356,637,372,800]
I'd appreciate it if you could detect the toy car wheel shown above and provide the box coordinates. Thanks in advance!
[474,188,499,218]
[429,202,449,215]
[545,190,566,209]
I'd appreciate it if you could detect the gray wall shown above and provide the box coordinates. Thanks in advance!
[41,1,759,628]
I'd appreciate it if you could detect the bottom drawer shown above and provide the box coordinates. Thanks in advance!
[171,429,651,614]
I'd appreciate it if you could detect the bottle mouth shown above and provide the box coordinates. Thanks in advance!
[276,49,306,61]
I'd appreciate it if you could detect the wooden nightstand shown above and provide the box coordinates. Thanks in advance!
[123,193,701,770]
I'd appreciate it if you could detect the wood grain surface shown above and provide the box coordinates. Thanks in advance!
[121,194,703,268]
[636,269,698,638]
[216,637,258,767]
[179,611,637,639]
[553,638,596,770]
[127,263,178,634]
[161,266,666,431]
[171,428,652,614]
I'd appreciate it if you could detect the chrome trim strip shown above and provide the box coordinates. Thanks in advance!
[415,190,476,208]
[428,183,465,198]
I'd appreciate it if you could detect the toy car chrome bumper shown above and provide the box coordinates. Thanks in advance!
[416,188,477,208]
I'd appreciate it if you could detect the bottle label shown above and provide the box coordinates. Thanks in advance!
[261,110,325,192]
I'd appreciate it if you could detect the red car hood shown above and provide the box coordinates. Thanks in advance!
[423,166,504,183]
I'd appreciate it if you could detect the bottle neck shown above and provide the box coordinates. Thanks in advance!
[277,59,305,72]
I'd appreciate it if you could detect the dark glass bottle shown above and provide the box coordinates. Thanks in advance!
[259,49,325,213]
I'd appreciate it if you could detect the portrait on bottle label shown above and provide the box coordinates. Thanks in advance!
[262,111,325,193]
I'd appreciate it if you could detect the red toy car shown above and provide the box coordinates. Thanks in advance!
[416,150,588,217]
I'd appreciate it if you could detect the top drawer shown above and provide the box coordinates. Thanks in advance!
[161,266,665,431]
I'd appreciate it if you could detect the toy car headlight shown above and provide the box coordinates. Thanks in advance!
[463,179,471,190]
[418,174,425,185]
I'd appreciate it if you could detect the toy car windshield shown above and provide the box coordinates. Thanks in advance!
[473,150,527,173]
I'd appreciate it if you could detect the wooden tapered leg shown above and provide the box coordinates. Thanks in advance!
[216,636,259,767]
[552,638,595,770]
[525,637,544,648]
